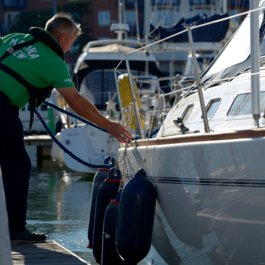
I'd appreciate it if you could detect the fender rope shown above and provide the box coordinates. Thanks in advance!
[44,100,154,139]
[33,107,114,169]
[43,100,107,133]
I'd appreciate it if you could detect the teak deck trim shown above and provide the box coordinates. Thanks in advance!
[128,129,265,147]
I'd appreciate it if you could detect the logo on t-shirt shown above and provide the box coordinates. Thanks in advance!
[10,38,39,59]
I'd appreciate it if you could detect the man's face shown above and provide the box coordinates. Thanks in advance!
[58,32,78,53]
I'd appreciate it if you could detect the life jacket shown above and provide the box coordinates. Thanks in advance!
[0,27,64,130]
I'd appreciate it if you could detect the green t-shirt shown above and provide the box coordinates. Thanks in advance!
[0,30,74,109]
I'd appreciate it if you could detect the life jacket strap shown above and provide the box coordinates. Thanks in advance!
[0,29,63,131]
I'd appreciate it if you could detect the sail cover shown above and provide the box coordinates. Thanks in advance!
[202,0,265,85]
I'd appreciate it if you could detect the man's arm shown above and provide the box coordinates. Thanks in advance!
[57,87,132,143]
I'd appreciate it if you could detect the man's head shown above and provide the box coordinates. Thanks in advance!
[45,13,82,53]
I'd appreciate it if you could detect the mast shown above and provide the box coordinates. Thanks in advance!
[135,0,140,41]
[250,0,261,127]
[110,0,129,40]
[144,0,152,39]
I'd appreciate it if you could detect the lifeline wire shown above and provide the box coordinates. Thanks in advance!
[114,6,265,73]
[33,106,114,169]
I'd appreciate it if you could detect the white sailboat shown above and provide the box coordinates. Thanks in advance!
[19,103,51,134]
[117,1,265,264]
[50,0,234,174]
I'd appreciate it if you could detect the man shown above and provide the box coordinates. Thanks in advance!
[0,13,132,242]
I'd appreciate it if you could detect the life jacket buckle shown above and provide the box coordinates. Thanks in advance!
[7,47,14,54]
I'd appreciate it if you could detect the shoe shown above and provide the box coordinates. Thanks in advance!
[10,228,47,243]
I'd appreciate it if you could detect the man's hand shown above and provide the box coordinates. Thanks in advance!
[58,87,133,143]
[107,121,132,144]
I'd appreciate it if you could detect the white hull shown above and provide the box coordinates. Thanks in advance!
[19,103,50,134]
[118,1,265,264]
[51,125,119,173]
[119,131,265,264]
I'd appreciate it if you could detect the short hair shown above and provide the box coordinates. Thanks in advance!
[45,13,82,37]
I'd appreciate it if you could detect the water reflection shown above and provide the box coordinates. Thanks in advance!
[27,167,149,265]
[27,168,95,263]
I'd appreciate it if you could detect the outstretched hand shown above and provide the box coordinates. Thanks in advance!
[57,88,133,143]
[107,121,132,144]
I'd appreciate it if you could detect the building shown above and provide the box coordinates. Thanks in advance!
[0,0,141,40]
[0,1,250,40]
[0,0,72,35]
[87,0,144,40]
[87,0,249,41]
[0,0,251,75]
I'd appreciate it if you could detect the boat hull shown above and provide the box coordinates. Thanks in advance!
[51,125,119,173]
[118,130,265,264]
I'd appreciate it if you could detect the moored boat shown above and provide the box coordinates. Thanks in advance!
[50,3,162,173]
[117,1,265,264]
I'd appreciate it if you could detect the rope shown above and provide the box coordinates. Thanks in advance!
[122,145,137,180]
[43,100,107,133]
[33,107,115,169]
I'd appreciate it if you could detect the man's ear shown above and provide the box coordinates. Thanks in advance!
[58,33,65,45]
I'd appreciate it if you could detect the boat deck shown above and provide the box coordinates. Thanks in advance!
[12,241,89,265]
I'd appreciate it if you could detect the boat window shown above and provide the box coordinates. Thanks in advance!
[206,98,221,119]
[228,94,251,116]
[80,69,149,110]
[227,92,265,116]
[80,69,117,110]
[181,104,194,123]
[135,76,160,95]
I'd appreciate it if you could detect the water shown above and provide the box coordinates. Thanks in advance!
[27,167,96,264]
[26,166,151,265]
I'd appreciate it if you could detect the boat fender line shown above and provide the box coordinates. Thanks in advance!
[116,168,157,264]
[87,167,110,248]
[44,100,138,140]
[33,107,115,169]
[92,167,122,264]
[43,100,107,133]
[101,190,126,265]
